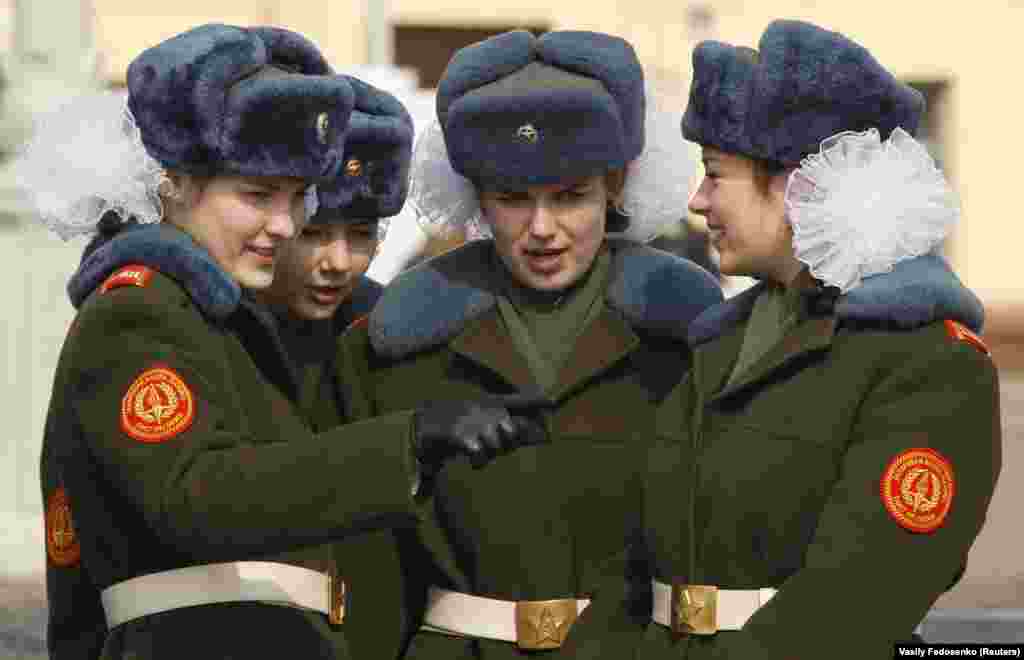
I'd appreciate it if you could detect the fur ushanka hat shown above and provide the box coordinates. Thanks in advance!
[127,23,355,180]
[312,75,414,224]
[436,29,645,187]
[682,19,925,165]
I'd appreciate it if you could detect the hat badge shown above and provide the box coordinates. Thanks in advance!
[517,123,539,144]
[316,113,330,144]
[344,158,363,177]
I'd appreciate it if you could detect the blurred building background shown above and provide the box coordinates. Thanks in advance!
[1,0,1021,654]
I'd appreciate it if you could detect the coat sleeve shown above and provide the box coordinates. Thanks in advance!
[41,439,107,659]
[709,331,1002,660]
[69,282,422,559]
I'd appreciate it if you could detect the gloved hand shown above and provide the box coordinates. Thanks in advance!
[412,393,548,477]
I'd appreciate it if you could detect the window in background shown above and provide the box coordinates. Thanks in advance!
[393,25,548,90]
[907,80,952,256]
[908,80,950,171]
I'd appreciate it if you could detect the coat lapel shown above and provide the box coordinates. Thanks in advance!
[448,303,642,401]
[693,322,746,403]
[549,305,640,401]
[712,314,837,402]
[449,308,537,392]
[690,284,762,402]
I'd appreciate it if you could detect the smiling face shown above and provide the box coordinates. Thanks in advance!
[478,172,622,291]
[166,174,308,290]
[260,220,379,321]
[688,147,801,285]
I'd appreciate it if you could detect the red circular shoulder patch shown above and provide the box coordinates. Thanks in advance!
[121,365,195,443]
[880,448,955,534]
[46,487,81,568]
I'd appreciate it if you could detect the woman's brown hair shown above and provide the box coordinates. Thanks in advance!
[751,158,789,196]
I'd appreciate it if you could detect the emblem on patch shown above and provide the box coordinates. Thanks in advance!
[880,447,955,533]
[121,365,195,443]
[944,320,990,356]
[316,112,330,144]
[344,157,362,177]
[46,487,81,567]
[517,123,539,144]
[100,264,154,294]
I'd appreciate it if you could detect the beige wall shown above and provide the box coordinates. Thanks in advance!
[94,0,366,85]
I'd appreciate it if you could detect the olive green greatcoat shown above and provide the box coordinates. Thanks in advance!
[337,238,723,659]
[566,259,1003,660]
[275,277,421,660]
[40,225,423,660]
[41,252,383,660]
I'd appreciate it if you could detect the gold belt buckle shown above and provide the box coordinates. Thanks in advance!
[514,598,578,650]
[670,584,717,636]
[327,566,346,625]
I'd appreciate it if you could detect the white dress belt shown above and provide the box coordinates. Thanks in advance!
[421,586,591,647]
[101,561,343,628]
[651,579,777,631]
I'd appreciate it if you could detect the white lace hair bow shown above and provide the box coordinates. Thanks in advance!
[407,83,697,244]
[17,91,320,241]
[785,127,959,293]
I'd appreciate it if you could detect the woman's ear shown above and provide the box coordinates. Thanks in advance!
[159,170,205,225]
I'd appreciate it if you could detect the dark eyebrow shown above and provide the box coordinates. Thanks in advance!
[241,182,284,193]
[244,178,307,193]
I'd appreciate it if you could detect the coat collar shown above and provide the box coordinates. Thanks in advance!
[67,222,241,320]
[368,238,723,360]
[337,275,384,328]
[688,254,985,348]
[446,303,642,399]
[688,255,986,401]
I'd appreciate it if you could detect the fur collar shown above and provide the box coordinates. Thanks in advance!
[337,275,383,328]
[67,223,241,320]
[369,239,723,359]
[688,254,985,346]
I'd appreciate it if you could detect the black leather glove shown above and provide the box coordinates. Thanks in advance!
[411,394,548,477]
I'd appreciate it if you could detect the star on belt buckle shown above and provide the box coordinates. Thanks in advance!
[514,598,578,650]
[327,566,346,625]
[671,584,717,635]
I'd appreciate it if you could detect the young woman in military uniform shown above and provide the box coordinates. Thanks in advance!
[253,72,411,421]
[566,19,1002,660]
[26,24,542,660]
[255,74,428,660]
[336,29,723,658]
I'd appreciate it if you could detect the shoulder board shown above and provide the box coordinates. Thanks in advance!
[346,314,369,333]
[100,264,155,294]
[944,319,991,356]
